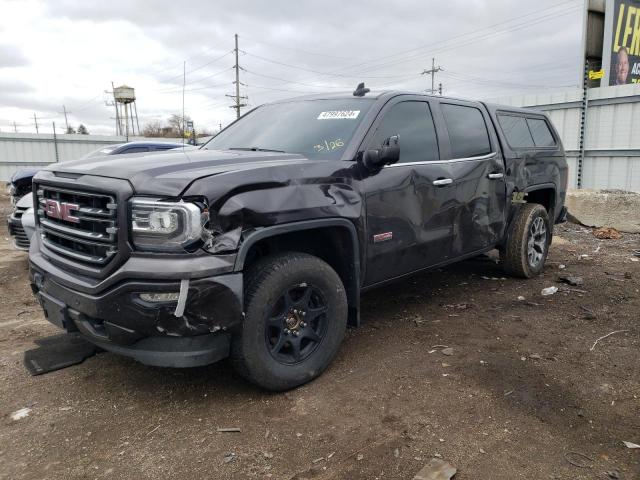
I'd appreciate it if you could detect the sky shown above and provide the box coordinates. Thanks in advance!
[0,0,585,135]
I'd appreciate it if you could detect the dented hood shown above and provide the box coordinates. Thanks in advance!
[44,149,309,196]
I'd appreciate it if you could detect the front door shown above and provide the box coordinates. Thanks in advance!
[362,99,455,286]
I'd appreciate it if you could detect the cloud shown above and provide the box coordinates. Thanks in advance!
[0,0,583,134]
[0,45,29,68]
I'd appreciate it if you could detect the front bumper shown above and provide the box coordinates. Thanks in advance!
[29,259,243,368]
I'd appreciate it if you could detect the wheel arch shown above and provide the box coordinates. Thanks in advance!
[524,183,557,219]
[235,219,361,326]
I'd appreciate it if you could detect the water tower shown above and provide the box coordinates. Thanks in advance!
[113,85,140,138]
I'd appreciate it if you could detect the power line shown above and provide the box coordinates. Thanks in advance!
[159,50,234,84]
[350,4,582,76]
[242,51,415,79]
[242,68,352,89]
[240,35,354,61]
[337,0,582,76]
[232,1,581,94]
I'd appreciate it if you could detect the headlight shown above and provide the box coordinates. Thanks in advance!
[130,198,206,252]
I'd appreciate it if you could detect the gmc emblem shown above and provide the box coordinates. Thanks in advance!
[44,199,80,223]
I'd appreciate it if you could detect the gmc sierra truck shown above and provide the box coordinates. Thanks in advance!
[29,87,568,390]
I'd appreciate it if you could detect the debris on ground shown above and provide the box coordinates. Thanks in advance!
[442,303,472,310]
[606,470,621,479]
[557,274,584,287]
[413,458,457,480]
[593,227,622,240]
[580,305,596,320]
[517,296,525,301]
[590,330,630,351]
[223,453,236,464]
[564,451,594,468]
[356,454,364,461]
[10,407,31,421]
[623,441,640,449]
[559,264,566,269]
[541,286,558,296]
[217,427,241,433]
[441,348,454,356]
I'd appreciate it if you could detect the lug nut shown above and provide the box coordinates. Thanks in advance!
[301,311,306,316]
[284,329,290,335]
[301,322,307,327]
[293,331,300,337]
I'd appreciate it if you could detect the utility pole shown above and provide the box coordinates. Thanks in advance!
[227,33,247,119]
[62,105,70,132]
[13,121,18,133]
[421,58,443,94]
[182,61,186,144]
[33,113,39,133]
[52,122,60,162]
[577,60,590,190]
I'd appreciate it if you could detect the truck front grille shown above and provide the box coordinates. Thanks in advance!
[36,186,118,266]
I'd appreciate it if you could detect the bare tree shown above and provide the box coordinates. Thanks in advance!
[168,114,192,138]
[141,120,166,137]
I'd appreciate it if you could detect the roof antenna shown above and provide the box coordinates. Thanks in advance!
[353,82,370,97]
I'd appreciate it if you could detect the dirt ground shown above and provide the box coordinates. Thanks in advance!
[0,192,638,480]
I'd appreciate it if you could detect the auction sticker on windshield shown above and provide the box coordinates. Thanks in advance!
[317,110,360,120]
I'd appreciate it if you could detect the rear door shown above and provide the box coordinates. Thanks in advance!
[437,101,507,257]
[362,97,455,286]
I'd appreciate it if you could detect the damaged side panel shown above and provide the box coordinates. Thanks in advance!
[186,162,364,257]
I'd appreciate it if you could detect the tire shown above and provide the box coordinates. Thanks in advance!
[231,252,348,391]
[500,203,551,278]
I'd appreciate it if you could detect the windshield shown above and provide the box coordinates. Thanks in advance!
[81,145,120,159]
[203,99,374,160]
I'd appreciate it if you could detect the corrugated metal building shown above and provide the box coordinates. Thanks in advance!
[0,133,183,181]
[487,83,640,192]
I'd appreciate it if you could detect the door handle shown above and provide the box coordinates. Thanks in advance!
[432,178,453,186]
[488,173,504,179]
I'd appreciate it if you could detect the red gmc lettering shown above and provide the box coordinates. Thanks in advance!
[44,199,80,223]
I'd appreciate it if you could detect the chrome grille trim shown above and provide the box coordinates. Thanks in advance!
[36,185,118,266]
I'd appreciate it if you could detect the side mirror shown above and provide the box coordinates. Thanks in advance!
[363,135,400,171]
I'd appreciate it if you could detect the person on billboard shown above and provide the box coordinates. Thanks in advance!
[614,47,630,85]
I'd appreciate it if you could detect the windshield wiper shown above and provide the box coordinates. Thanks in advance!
[229,147,286,153]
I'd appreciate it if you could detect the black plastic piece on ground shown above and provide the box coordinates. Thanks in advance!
[24,333,102,376]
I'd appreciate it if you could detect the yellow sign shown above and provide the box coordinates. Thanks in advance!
[589,69,605,80]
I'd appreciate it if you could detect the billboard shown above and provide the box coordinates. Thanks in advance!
[603,0,640,85]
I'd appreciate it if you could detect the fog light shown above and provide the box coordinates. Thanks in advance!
[139,292,180,302]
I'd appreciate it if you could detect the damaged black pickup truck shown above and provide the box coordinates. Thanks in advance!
[29,88,567,390]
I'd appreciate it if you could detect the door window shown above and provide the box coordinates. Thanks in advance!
[369,101,439,163]
[497,114,534,148]
[441,104,492,158]
[526,118,556,147]
[120,146,149,154]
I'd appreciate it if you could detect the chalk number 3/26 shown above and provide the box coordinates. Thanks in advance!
[313,138,344,153]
